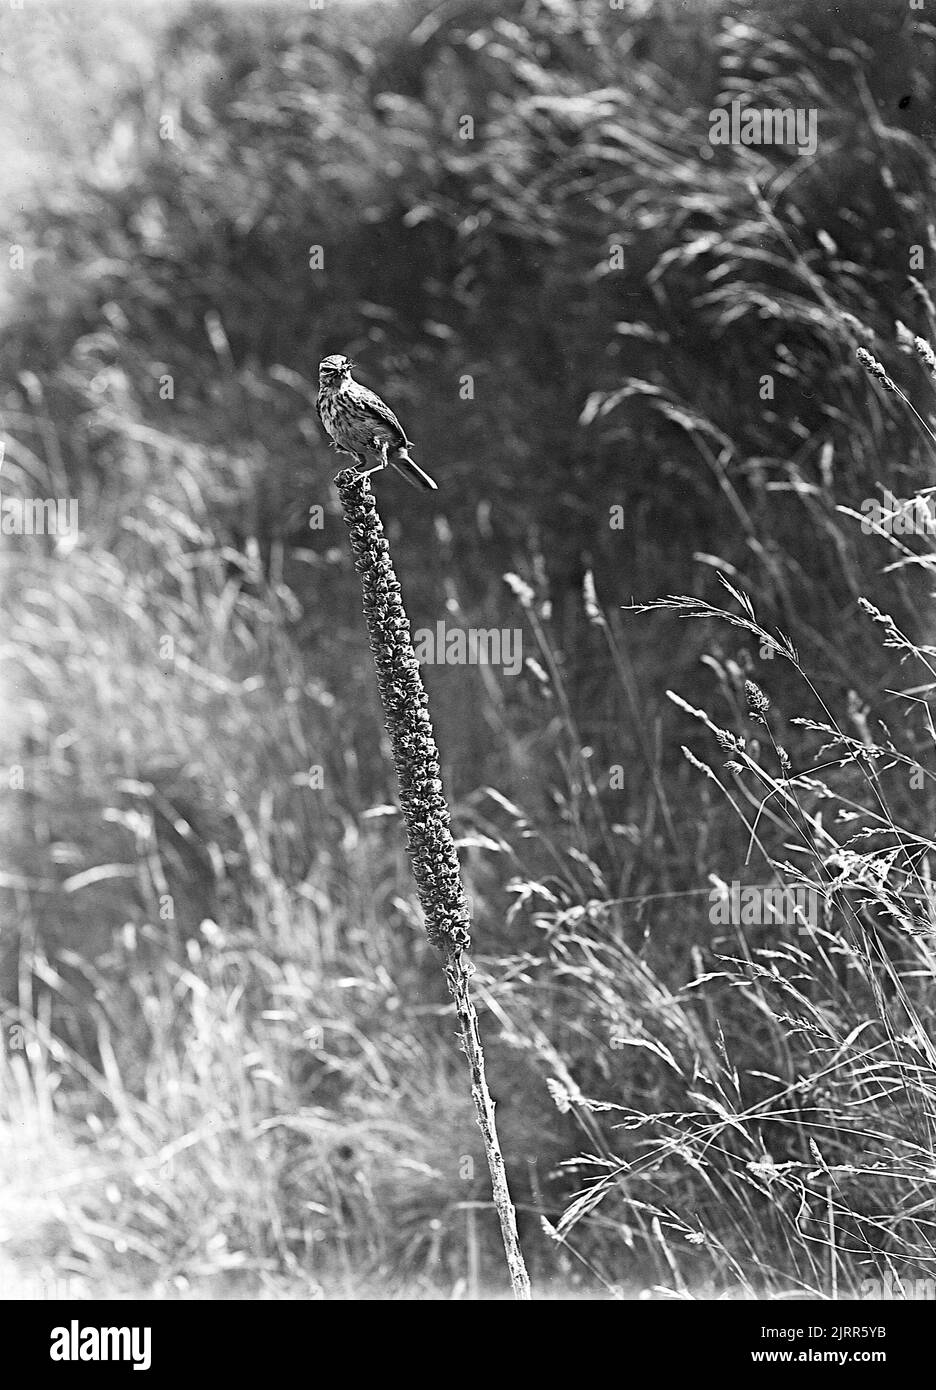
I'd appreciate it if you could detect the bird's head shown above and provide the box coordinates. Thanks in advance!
[318,355,354,387]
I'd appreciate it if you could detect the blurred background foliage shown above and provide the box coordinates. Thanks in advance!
[2,0,936,1297]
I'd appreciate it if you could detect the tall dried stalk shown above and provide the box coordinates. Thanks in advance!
[335,467,531,1300]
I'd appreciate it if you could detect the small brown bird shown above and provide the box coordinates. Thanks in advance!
[316,355,438,490]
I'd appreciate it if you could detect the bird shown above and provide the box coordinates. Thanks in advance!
[316,355,438,491]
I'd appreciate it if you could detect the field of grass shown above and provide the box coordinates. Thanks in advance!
[2,0,936,1301]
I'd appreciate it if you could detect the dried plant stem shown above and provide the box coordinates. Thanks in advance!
[335,467,531,1300]
[443,955,531,1299]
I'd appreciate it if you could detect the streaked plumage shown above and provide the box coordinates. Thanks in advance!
[316,355,438,491]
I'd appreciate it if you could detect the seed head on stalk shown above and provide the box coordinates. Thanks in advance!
[334,466,531,1300]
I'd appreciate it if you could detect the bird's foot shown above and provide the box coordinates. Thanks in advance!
[352,441,390,480]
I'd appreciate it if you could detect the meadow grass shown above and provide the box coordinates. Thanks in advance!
[2,0,935,1300]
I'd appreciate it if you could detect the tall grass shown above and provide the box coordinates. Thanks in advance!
[472,341,936,1298]
[2,0,936,1298]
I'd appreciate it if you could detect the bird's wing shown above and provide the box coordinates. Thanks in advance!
[352,383,409,446]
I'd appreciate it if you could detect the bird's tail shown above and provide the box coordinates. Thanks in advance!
[390,448,438,491]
